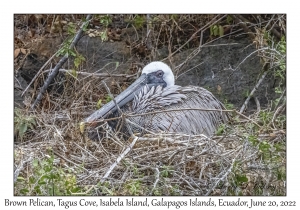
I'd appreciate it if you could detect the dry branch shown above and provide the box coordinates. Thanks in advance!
[239,70,268,113]
[14,156,33,183]
[42,68,137,78]
[232,15,255,40]
[100,136,139,184]
[31,14,92,109]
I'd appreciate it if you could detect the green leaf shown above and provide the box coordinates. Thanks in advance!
[97,99,102,109]
[20,188,29,194]
[44,165,53,172]
[39,169,45,174]
[17,176,25,182]
[38,181,47,185]
[100,30,108,42]
[236,175,248,183]
[34,185,41,194]
[134,15,145,29]
[259,141,270,152]
[67,23,76,35]
[40,174,50,181]
[219,25,224,36]
[173,14,179,20]
[33,159,39,167]
[216,125,224,135]
[210,26,213,36]
[19,123,27,137]
[212,25,219,36]
[226,15,233,24]
[29,176,35,184]
[70,187,81,193]
[82,21,89,32]
[70,50,76,57]
[48,155,55,163]
[100,15,112,27]
[50,173,59,179]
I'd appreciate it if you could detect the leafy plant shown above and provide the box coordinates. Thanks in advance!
[14,108,36,141]
[97,181,116,196]
[67,22,76,35]
[258,110,272,127]
[74,53,86,69]
[97,15,112,42]
[210,24,224,37]
[105,95,113,103]
[216,124,226,135]
[133,15,145,29]
[125,180,143,195]
[161,165,173,178]
[57,38,76,57]
[15,155,82,195]
[99,15,112,27]
[96,99,103,109]
[224,99,234,110]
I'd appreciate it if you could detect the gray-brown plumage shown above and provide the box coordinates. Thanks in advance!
[112,85,228,137]
[84,61,229,139]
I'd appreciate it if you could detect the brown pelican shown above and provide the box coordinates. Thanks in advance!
[82,61,229,139]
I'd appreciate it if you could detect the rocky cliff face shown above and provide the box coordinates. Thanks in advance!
[15,35,279,112]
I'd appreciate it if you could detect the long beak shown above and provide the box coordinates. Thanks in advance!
[83,73,149,125]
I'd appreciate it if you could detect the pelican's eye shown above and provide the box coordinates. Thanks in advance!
[156,70,164,77]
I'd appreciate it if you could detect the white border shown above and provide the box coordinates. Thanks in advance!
[2,1,299,209]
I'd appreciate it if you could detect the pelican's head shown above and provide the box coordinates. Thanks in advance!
[84,62,175,123]
[142,61,175,87]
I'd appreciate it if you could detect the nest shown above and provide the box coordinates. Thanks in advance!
[14,111,286,196]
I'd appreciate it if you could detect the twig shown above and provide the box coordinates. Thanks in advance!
[73,142,99,162]
[133,146,178,160]
[232,15,255,40]
[102,81,122,114]
[239,70,268,113]
[162,15,226,61]
[254,97,261,113]
[14,156,33,183]
[53,150,90,173]
[71,185,95,195]
[42,68,137,78]
[234,47,268,71]
[100,136,139,184]
[271,103,286,129]
[31,14,92,109]
[273,88,286,111]
[102,81,133,136]
[150,168,160,194]
[205,148,242,196]
[261,15,282,40]
[146,14,152,50]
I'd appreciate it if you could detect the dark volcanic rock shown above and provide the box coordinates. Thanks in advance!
[173,38,278,110]
[15,34,280,111]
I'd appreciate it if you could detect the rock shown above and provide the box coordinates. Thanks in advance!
[16,33,280,111]
[172,38,278,110]
[14,74,31,108]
